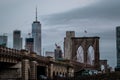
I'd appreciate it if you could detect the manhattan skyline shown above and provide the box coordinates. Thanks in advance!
[0,0,120,68]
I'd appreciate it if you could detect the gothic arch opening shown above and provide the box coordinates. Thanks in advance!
[101,65,105,71]
[87,46,94,65]
[76,46,84,63]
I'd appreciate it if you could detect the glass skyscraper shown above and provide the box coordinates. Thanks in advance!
[0,34,7,47]
[115,26,120,71]
[13,30,22,50]
[25,38,34,52]
[32,8,41,55]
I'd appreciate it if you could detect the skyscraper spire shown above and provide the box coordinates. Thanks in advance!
[36,7,37,21]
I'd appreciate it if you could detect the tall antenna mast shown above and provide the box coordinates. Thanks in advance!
[36,6,37,21]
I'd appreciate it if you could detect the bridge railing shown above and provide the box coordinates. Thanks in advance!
[0,46,54,63]
[0,46,21,55]
[0,46,29,57]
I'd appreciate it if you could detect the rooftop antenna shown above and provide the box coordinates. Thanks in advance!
[36,6,38,21]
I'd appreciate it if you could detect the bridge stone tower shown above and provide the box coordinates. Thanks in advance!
[64,31,75,59]
[64,31,100,69]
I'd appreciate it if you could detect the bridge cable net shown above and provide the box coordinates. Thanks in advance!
[87,46,94,65]
[74,46,95,70]
[76,46,87,70]
[76,46,84,63]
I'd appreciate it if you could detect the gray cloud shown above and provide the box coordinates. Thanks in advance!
[42,0,120,26]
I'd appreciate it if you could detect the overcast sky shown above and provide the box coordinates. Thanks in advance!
[0,0,120,68]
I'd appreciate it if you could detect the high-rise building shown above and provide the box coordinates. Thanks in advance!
[45,51,55,59]
[0,34,7,47]
[32,8,41,55]
[25,38,34,51]
[13,30,22,50]
[54,44,63,60]
[115,26,120,71]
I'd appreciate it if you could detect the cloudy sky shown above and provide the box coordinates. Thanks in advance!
[0,0,120,68]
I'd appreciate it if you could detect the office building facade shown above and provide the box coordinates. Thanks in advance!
[25,38,34,51]
[54,45,63,60]
[32,8,41,55]
[0,35,7,47]
[45,51,55,59]
[13,30,22,50]
[116,26,120,71]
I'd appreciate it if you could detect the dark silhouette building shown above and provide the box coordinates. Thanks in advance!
[115,26,120,71]
[13,30,22,50]
[25,38,34,52]
[54,44,63,60]
[0,34,7,47]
